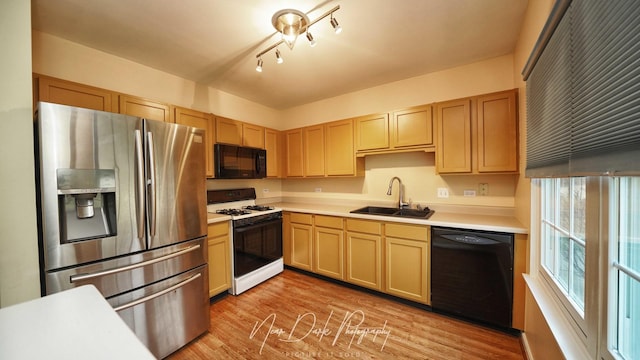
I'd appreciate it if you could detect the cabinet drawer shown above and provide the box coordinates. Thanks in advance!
[315,215,343,229]
[346,219,382,235]
[290,212,313,225]
[385,223,429,242]
[207,221,229,237]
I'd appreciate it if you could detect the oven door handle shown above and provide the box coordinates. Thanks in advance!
[70,244,201,283]
[113,272,202,312]
[234,218,282,234]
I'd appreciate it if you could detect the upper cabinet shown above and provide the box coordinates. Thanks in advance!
[35,75,115,112]
[285,128,304,177]
[435,89,518,174]
[215,116,265,149]
[355,106,434,155]
[117,94,171,122]
[303,125,325,177]
[175,107,214,178]
[242,123,265,149]
[265,127,283,178]
[392,105,434,149]
[325,119,364,177]
[215,116,242,145]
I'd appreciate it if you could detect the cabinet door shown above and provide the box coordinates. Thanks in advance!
[304,125,325,177]
[215,117,242,145]
[242,123,265,149]
[118,95,171,122]
[355,113,390,151]
[436,99,472,173]
[392,105,433,148]
[346,232,382,291]
[265,128,282,178]
[314,226,345,280]
[175,107,214,178]
[385,237,429,304]
[477,90,518,173]
[325,119,356,176]
[37,76,114,111]
[290,223,313,271]
[207,222,230,297]
[286,129,304,177]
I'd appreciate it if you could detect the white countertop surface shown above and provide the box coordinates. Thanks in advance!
[0,285,155,360]
[272,202,528,234]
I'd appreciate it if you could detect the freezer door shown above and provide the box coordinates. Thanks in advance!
[36,102,146,271]
[45,237,207,297]
[109,264,209,359]
[145,120,207,249]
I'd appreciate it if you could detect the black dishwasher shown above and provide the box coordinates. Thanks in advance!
[431,227,514,328]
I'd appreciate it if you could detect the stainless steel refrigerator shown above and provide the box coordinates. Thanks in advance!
[34,102,209,359]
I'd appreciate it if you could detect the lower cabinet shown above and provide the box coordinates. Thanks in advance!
[207,221,231,297]
[314,215,345,280]
[290,213,313,271]
[384,223,430,304]
[283,212,430,305]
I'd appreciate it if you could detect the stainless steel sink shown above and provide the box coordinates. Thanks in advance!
[350,206,434,219]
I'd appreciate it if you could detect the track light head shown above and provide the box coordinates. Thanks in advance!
[330,14,342,34]
[306,32,317,47]
[256,58,263,72]
[275,49,283,64]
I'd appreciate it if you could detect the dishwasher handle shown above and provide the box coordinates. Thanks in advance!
[441,234,499,245]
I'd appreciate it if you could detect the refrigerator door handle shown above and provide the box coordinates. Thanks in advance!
[134,129,146,240]
[146,131,157,238]
[114,272,202,312]
[69,244,202,283]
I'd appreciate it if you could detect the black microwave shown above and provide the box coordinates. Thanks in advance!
[214,143,267,179]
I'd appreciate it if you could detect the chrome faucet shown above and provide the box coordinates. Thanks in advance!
[387,176,409,209]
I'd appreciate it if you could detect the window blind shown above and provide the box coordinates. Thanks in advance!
[525,0,640,177]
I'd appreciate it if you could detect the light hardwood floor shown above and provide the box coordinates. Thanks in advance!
[168,269,525,359]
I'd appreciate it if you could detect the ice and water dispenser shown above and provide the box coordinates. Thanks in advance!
[56,168,117,243]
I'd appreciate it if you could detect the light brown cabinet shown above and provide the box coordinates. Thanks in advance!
[345,219,383,291]
[289,213,313,271]
[207,221,231,297]
[215,116,242,145]
[36,75,115,112]
[313,215,345,280]
[175,106,214,178]
[384,223,430,304]
[285,128,304,177]
[325,119,364,177]
[242,123,265,149]
[355,106,434,155]
[265,127,283,178]
[436,89,518,174]
[392,105,434,149]
[303,125,325,177]
[117,94,171,122]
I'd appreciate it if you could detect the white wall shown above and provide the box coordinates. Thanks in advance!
[0,0,40,307]
[32,31,282,129]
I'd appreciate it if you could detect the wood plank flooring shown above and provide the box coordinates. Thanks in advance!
[168,270,525,359]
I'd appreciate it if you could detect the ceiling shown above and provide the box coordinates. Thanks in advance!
[31,0,528,110]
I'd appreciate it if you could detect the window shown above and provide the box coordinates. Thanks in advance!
[609,177,640,360]
[540,177,586,329]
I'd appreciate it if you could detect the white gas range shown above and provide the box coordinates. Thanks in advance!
[206,188,283,295]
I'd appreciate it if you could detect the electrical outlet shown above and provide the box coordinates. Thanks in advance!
[437,187,449,198]
[463,190,476,197]
[314,187,322,193]
[479,183,488,196]
[262,188,269,193]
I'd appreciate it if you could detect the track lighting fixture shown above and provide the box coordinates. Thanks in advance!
[306,32,317,47]
[255,5,341,72]
[330,14,342,34]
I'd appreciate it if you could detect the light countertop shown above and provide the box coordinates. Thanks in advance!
[271,202,528,234]
[206,201,527,234]
[0,285,155,360]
